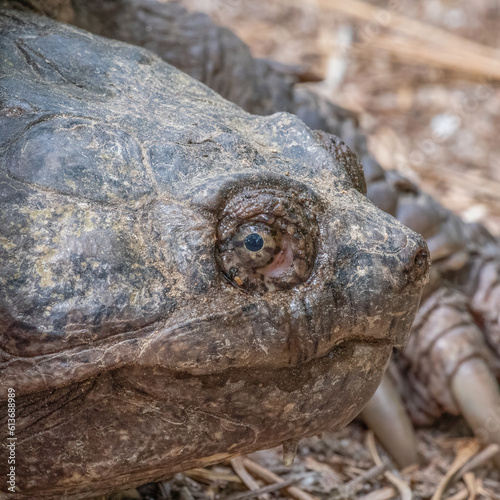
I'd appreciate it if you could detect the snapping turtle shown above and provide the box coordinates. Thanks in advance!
[0,6,430,499]
[68,0,500,471]
[92,0,500,465]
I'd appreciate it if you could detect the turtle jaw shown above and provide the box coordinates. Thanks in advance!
[12,341,393,500]
[114,339,395,462]
[133,293,418,376]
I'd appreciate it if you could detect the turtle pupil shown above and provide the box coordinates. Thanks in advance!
[244,233,264,252]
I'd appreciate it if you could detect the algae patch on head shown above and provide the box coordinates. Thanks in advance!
[34,247,57,288]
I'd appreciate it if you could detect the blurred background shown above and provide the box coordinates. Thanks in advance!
[175,0,500,236]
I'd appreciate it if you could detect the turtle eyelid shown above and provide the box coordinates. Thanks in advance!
[186,172,323,214]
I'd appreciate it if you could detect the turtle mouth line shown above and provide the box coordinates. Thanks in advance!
[116,337,393,397]
[165,337,394,381]
[304,336,394,366]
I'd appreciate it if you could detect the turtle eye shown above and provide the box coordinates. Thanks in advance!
[216,191,318,293]
[245,233,264,252]
[232,223,277,268]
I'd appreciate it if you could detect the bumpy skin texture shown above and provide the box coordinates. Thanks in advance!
[294,89,500,427]
[54,0,500,457]
[2,0,296,115]
[0,9,430,499]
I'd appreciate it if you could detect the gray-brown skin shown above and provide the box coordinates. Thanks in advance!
[55,0,500,466]
[2,0,297,116]
[4,0,499,473]
[0,9,430,499]
[295,88,500,462]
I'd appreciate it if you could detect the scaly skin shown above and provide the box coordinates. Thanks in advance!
[50,0,500,468]
[4,0,499,475]
[0,6,429,499]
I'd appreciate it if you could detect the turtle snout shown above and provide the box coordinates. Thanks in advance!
[398,234,431,286]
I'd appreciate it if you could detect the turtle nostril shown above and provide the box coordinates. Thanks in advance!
[414,249,429,269]
[404,244,431,285]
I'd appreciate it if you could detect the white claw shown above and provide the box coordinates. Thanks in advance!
[282,438,299,467]
[360,374,419,469]
[451,357,500,458]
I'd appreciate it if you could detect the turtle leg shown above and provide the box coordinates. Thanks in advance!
[362,284,500,468]
[360,370,419,469]
[452,249,500,456]
[396,288,500,456]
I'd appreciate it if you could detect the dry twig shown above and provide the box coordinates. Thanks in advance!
[455,444,500,481]
[185,468,242,484]
[463,472,477,500]
[224,476,299,500]
[357,485,397,500]
[445,489,468,500]
[365,431,412,500]
[289,0,500,81]
[241,457,319,500]
[358,35,500,81]
[230,457,268,500]
[337,463,387,498]
[431,440,480,500]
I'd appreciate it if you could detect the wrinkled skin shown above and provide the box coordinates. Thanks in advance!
[294,89,500,465]
[0,7,431,499]
[43,0,500,468]
[4,0,498,483]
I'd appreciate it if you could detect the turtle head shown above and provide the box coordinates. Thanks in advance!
[0,10,429,498]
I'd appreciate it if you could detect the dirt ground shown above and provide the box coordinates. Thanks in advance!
[108,1,500,499]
